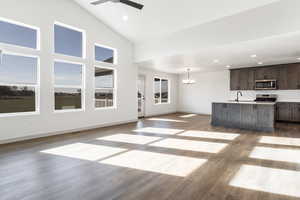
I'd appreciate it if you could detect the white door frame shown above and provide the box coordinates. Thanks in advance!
[138,74,146,118]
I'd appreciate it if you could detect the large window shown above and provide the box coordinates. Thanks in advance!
[54,23,84,58]
[95,67,116,108]
[95,44,116,64]
[54,61,84,111]
[0,18,39,49]
[154,77,169,104]
[0,53,39,114]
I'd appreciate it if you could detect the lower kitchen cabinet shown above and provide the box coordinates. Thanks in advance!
[212,103,275,132]
[276,102,300,122]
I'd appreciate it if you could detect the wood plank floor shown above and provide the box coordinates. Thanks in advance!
[1,113,300,200]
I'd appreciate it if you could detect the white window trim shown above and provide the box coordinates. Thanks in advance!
[53,59,85,113]
[153,77,170,105]
[53,21,86,60]
[0,17,40,51]
[94,65,117,110]
[94,43,118,66]
[0,51,40,117]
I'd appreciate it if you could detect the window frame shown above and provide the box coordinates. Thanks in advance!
[53,21,86,59]
[0,17,40,51]
[94,43,117,66]
[0,51,40,117]
[153,77,170,105]
[94,65,117,110]
[53,59,85,113]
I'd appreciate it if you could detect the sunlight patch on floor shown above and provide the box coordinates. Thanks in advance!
[147,118,187,123]
[100,150,206,177]
[179,114,197,118]
[230,164,300,198]
[96,134,161,145]
[249,146,300,164]
[179,130,239,140]
[40,143,127,161]
[260,136,300,147]
[150,138,228,153]
[133,127,184,135]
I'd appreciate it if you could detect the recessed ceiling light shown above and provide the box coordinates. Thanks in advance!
[122,15,128,21]
[297,58,300,60]
[258,62,263,65]
[213,59,219,63]
[226,65,231,68]
[251,54,257,58]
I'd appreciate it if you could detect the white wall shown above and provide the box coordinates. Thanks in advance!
[178,69,300,115]
[178,70,230,115]
[0,0,137,143]
[138,68,178,117]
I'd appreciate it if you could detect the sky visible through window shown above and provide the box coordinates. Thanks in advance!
[95,45,114,64]
[0,20,37,49]
[95,68,114,88]
[0,54,37,85]
[54,24,83,58]
[54,61,82,86]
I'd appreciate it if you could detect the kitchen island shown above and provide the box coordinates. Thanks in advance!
[211,101,276,132]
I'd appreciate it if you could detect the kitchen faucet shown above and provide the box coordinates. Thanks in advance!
[236,91,243,102]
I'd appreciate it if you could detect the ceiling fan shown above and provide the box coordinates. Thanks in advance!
[91,0,144,10]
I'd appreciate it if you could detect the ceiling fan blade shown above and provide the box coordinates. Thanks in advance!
[120,0,144,10]
[91,0,111,5]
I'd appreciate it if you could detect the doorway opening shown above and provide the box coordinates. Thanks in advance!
[138,75,145,118]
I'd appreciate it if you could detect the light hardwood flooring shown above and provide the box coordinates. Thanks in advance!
[1,113,300,200]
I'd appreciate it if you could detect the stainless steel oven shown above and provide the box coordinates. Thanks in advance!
[255,80,277,90]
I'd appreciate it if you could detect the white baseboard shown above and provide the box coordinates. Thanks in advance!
[176,109,211,116]
[145,111,177,118]
[0,119,138,145]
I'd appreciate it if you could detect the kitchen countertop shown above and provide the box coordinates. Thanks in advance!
[214,101,276,105]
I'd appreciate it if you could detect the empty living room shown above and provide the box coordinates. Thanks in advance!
[1,0,300,200]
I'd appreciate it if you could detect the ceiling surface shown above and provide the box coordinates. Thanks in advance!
[74,0,279,43]
[74,0,300,73]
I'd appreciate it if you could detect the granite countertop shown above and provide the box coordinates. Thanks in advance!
[214,101,276,105]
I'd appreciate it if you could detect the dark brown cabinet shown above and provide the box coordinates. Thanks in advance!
[230,68,254,90]
[230,63,300,90]
[277,66,288,89]
[230,69,240,90]
[276,102,300,122]
[286,63,300,89]
[212,103,275,132]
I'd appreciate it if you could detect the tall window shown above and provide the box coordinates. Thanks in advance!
[154,77,170,104]
[95,44,116,64]
[95,67,116,108]
[54,22,84,58]
[54,61,84,111]
[53,22,85,112]
[0,18,39,116]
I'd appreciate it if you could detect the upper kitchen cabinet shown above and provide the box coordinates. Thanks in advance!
[230,63,300,90]
[277,65,288,90]
[286,63,300,89]
[230,68,254,90]
[254,66,279,80]
[230,69,240,90]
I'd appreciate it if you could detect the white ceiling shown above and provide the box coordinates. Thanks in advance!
[74,0,279,43]
[137,32,300,73]
[74,0,300,74]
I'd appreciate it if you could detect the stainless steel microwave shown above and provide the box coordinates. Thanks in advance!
[255,80,277,90]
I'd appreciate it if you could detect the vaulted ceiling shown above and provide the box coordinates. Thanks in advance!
[74,0,300,73]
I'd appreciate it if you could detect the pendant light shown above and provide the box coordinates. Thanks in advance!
[182,68,195,84]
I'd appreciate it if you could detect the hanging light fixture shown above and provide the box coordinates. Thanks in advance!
[182,68,196,84]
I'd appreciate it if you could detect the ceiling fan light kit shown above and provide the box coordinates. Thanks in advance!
[91,0,144,10]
